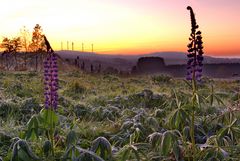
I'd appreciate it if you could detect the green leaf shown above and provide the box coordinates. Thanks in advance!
[75,146,104,161]
[18,148,31,161]
[131,145,140,161]
[25,115,40,140]
[169,108,189,130]
[161,131,174,156]
[66,130,77,147]
[121,146,130,161]
[19,141,40,160]
[172,142,180,161]
[183,79,192,89]
[148,132,162,150]
[91,137,112,160]
[43,140,52,157]
[11,139,40,161]
[218,128,228,141]
[41,109,58,128]
[146,117,159,131]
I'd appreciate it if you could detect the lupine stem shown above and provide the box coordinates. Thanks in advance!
[186,6,204,160]
[43,36,58,160]
[190,111,195,160]
[190,31,197,161]
[190,104,196,160]
[50,109,55,157]
[48,53,55,157]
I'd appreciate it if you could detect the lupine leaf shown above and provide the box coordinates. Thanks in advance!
[91,137,112,160]
[161,131,174,156]
[43,140,51,157]
[66,130,77,147]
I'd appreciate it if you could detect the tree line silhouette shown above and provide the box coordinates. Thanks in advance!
[74,56,102,73]
[0,24,104,73]
[0,24,52,71]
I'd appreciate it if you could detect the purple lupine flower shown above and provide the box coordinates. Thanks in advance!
[44,53,58,110]
[186,6,204,81]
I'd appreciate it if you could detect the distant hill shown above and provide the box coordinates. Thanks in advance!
[133,57,240,78]
[1,50,240,77]
[146,52,240,65]
[56,50,136,71]
[56,50,240,71]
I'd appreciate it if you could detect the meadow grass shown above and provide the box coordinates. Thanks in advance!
[0,71,240,160]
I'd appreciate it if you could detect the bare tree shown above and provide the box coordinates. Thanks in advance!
[75,56,80,68]
[91,64,94,73]
[29,24,45,52]
[81,61,85,71]
[29,24,46,71]
[1,37,22,70]
[1,37,14,52]
[0,38,12,69]
[98,64,101,73]
[20,26,31,67]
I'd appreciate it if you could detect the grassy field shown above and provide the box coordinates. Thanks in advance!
[0,71,240,160]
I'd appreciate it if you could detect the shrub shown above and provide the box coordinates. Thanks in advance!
[0,100,19,121]
[63,81,86,99]
[152,74,172,84]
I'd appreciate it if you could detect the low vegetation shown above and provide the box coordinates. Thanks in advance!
[0,71,240,160]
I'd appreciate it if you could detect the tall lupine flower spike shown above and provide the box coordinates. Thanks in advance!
[186,6,204,81]
[43,36,58,110]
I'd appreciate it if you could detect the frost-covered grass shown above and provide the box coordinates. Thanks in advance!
[0,71,240,160]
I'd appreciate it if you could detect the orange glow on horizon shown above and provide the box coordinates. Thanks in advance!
[1,0,240,57]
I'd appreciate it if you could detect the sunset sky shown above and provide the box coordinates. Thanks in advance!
[1,0,240,56]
